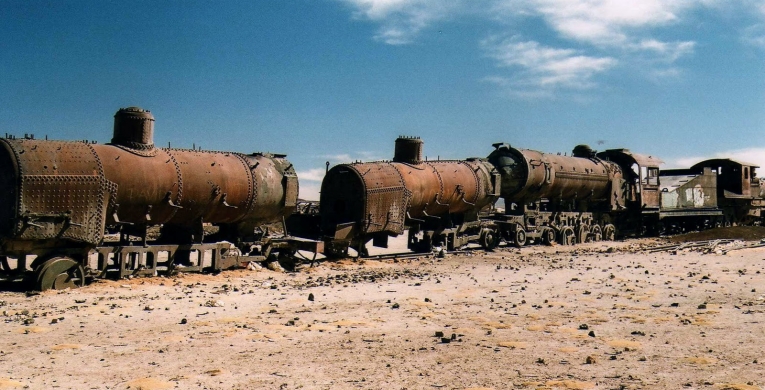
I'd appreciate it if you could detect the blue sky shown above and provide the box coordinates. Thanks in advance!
[2,0,764,200]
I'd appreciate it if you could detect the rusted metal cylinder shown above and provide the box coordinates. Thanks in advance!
[111,107,155,149]
[321,138,498,239]
[488,143,618,204]
[393,159,495,218]
[0,108,298,250]
[393,136,423,165]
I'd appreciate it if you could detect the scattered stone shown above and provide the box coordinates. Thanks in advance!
[579,324,589,330]
[308,293,314,302]
[204,300,225,308]
[391,303,400,309]
[588,331,596,337]
[586,355,596,364]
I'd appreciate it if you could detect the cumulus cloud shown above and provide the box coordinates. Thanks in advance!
[338,0,765,96]
[298,182,322,201]
[665,147,765,171]
[296,168,327,182]
[481,37,617,95]
[339,0,461,44]
[508,0,690,46]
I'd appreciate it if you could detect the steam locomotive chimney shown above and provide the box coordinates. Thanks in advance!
[112,107,155,150]
[572,144,595,158]
[393,136,423,165]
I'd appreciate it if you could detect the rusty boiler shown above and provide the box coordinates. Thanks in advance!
[320,137,499,243]
[487,143,624,211]
[0,107,297,256]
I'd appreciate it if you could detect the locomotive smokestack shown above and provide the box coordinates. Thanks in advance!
[112,107,155,150]
[572,144,595,158]
[393,136,423,165]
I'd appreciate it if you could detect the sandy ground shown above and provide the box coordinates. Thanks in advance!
[1,239,765,390]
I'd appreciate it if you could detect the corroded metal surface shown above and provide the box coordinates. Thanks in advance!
[320,137,499,242]
[0,139,110,246]
[0,107,298,257]
[488,143,623,209]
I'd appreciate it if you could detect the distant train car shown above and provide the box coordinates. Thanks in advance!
[319,137,500,255]
[660,159,763,232]
[0,107,311,290]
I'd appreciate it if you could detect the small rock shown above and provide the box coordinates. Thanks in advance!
[579,324,589,330]
[205,300,225,308]
[266,261,284,272]
[144,305,155,311]
[697,303,707,310]
[434,331,444,338]
[586,355,596,364]
[308,293,315,302]
[180,318,188,324]
[588,330,596,337]
[391,303,400,309]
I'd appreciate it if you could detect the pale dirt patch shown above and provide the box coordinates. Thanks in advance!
[125,378,174,390]
[545,380,596,389]
[497,341,529,349]
[50,344,82,350]
[0,379,25,389]
[1,238,764,389]
[606,339,642,349]
[683,356,718,365]
[715,384,760,390]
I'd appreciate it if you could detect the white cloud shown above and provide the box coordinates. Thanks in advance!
[296,168,327,182]
[665,147,765,171]
[339,0,761,96]
[339,0,460,44]
[482,37,617,93]
[515,0,689,45]
[743,23,765,48]
[633,39,695,62]
[298,182,322,201]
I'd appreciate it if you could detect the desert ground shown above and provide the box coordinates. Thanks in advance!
[1,234,765,390]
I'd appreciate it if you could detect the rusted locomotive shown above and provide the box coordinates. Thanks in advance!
[317,137,764,255]
[0,107,313,290]
[659,158,762,232]
[319,137,500,255]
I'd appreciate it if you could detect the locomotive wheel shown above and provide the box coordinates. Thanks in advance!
[542,228,556,246]
[479,229,497,251]
[34,257,85,291]
[590,225,602,242]
[559,227,575,245]
[603,224,616,241]
[514,227,527,248]
[577,225,589,244]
